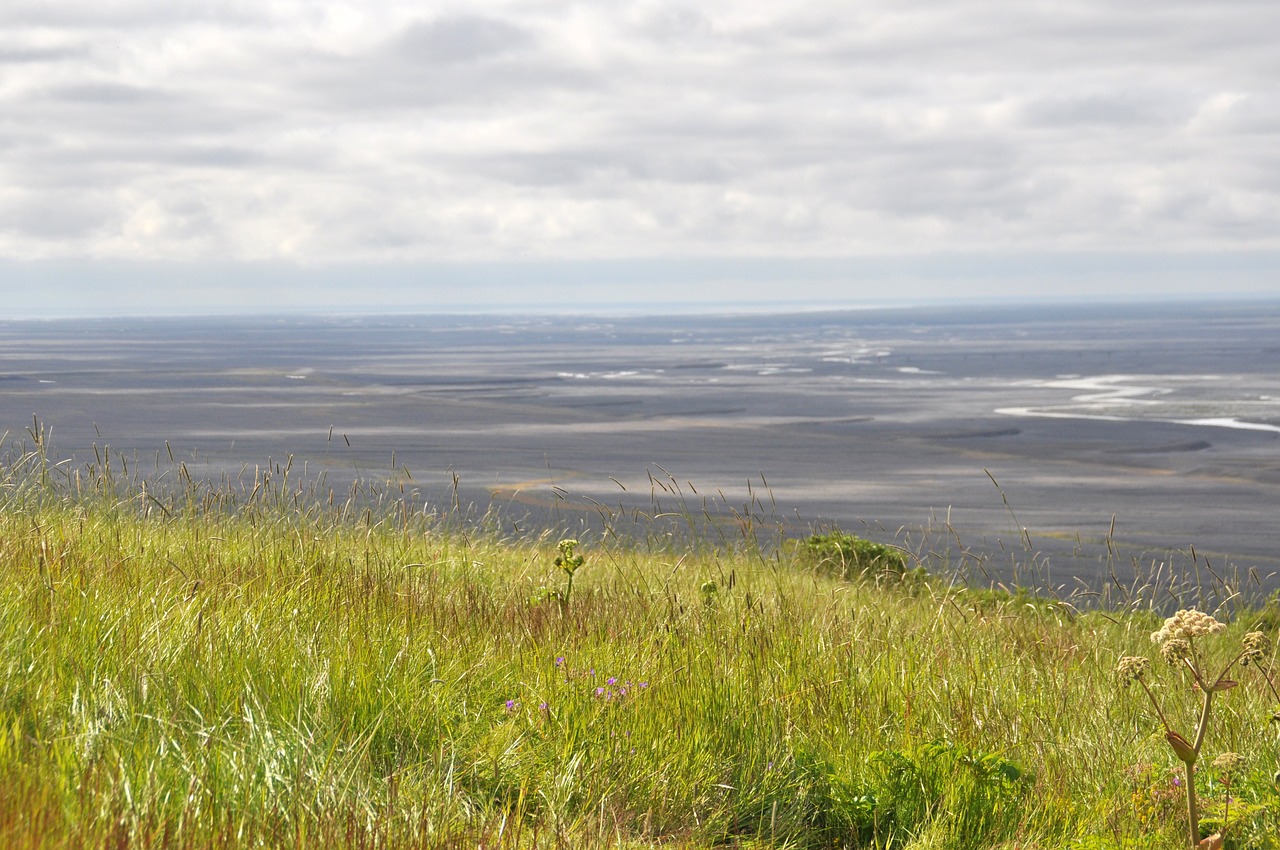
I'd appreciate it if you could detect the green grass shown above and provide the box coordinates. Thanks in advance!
[2,433,1280,848]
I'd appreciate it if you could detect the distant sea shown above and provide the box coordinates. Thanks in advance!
[3,300,1279,591]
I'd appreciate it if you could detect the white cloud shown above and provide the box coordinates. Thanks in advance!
[1,0,1278,305]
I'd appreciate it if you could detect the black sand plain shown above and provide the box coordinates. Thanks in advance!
[3,300,1279,595]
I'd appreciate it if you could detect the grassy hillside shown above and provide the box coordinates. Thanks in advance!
[1,432,1278,848]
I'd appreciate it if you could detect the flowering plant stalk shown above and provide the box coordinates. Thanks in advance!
[553,538,585,611]
[1118,610,1271,849]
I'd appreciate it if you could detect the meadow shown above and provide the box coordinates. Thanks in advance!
[2,427,1279,849]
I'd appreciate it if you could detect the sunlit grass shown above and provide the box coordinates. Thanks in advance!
[1,426,1278,848]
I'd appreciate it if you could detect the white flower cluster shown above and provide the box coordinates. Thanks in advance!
[1150,609,1226,644]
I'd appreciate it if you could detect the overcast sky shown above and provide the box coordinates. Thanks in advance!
[3,0,1279,316]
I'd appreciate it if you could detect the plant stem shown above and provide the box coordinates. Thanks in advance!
[1186,761,1199,847]
[1185,689,1214,847]
[1192,689,1213,755]
[1138,678,1172,732]
[1221,780,1232,841]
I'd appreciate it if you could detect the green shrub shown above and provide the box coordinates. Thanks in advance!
[798,530,910,580]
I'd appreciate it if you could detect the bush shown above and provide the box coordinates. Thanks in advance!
[798,530,911,580]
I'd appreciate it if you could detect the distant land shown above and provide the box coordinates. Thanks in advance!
[3,299,1279,593]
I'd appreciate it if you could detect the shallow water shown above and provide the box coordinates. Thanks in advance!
[3,300,1279,592]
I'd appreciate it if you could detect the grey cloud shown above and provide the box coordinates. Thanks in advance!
[0,190,113,239]
[1018,92,1192,129]
[292,28,598,115]
[47,82,177,104]
[43,143,267,170]
[0,1,269,29]
[0,45,87,63]
[456,147,738,188]
[394,15,532,65]
[635,6,715,43]
[0,0,1278,270]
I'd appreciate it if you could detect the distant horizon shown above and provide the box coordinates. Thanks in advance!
[7,250,1280,320]
[9,291,1280,323]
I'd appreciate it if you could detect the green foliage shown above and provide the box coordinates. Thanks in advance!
[862,741,1027,848]
[1118,610,1278,847]
[798,530,915,581]
[3,437,1280,848]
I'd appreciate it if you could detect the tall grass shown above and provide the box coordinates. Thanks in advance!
[1,425,1278,848]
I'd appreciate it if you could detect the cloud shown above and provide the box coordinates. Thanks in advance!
[0,0,1278,295]
[393,15,532,64]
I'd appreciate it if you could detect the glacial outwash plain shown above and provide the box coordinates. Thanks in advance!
[3,299,1280,848]
[3,299,1279,589]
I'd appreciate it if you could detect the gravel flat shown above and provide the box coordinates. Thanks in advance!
[3,301,1278,594]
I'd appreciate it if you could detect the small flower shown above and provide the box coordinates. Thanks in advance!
[1241,631,1271,666]
[1161,638,1192,665]
[595,687,605,697]
[1117,656,1151,686]
[539,702,548,711]
[555,656,566,667]
[505,699,519,712]
[607,677,617,685]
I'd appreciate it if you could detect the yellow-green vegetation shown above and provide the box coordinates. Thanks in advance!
[2,435,1280,848]
[1118,611,1280,848]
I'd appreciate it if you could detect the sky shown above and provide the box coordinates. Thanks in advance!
[2,0,1279,316]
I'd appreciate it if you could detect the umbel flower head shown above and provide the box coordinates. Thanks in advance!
[554,539,585,574]
[1161,638,1192,665]
[1241,631,1271,666]
[1151,609,1226,644]
[1117,656,1151,687]
[1212,751,1246,776]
